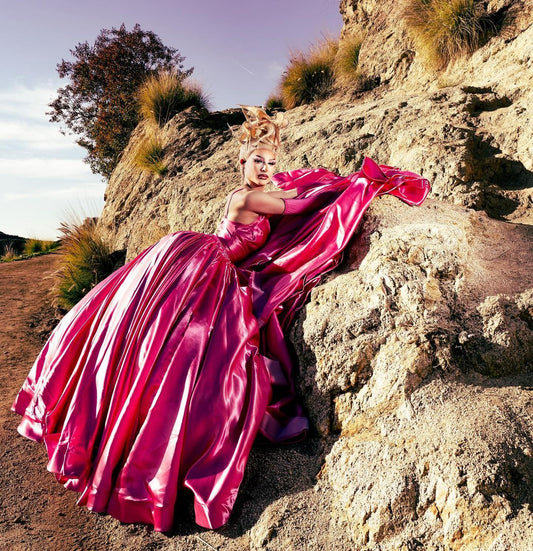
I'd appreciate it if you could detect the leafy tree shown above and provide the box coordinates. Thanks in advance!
[48,24,192,179]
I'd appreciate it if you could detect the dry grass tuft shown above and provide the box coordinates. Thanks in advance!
[54,218,115,310]
[265,96,284,110]
[402,0,497,68]
[280,39,338,109]
[134,133,168,176]
[138,70,210,127]
[334,35,363,84]
[0,243,17,262]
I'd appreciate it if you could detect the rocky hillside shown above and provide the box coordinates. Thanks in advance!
[95,2,533,549]
[337,0,533,224]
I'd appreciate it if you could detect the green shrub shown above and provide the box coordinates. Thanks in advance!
[54,218,115,310]
[134,134,168,175]
[265,96,284,110]
[138,70,210,126]
[23,238,59,256]
[402,0,497,68]
[46,240,61,252]
[23,238,42,255]
[280,39,338,109]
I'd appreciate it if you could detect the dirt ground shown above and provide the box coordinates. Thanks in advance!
[0,252,327,551]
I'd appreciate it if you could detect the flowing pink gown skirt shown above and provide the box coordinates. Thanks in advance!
[12,231,272,530]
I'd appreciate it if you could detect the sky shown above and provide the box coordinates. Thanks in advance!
[0,0,343,240]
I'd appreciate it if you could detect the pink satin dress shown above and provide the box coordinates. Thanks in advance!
[11,158,430,531]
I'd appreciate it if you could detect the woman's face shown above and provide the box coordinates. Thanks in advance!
[242,148,277,187]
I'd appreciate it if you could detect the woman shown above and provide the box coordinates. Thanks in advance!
[12,106,430,531]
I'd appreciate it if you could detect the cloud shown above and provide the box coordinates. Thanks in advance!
[4,183,105,201]
[0,157,97,180]
[0,82,82,157]
[0,83,92,184]
[0,120,76,151]
[0,84,58,121]
[0,83,104,238]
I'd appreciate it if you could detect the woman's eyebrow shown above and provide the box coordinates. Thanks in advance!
[253,155,276,161]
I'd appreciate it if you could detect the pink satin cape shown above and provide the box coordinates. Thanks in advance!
[11,157,430,531]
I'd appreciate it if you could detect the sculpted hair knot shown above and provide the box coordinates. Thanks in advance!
[234,105,288,161]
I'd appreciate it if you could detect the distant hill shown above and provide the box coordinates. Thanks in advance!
[0,231,26,255]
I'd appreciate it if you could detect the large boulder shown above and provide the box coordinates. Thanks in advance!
[285,196,533,550]
[238,196,533,551]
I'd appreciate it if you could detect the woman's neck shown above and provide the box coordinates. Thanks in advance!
[244,180,265,191]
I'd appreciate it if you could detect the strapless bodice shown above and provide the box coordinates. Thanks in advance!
[215,215,270,263]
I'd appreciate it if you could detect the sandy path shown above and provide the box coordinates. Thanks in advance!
[0,253,114,550]
[0,253,202,550]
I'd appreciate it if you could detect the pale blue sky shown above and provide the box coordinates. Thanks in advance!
[0,0,343,240]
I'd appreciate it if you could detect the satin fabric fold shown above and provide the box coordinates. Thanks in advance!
[12,157,430,530]
[240,157,430,441]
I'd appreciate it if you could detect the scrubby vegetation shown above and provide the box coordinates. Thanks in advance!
[269,35,372,109]
[54,218,115,310]
[279,39,338,109]
[265,96,283,110]
[0,243,17,262]
[134,70,209,176]
[334,35,366,88]
[138,70,210,127]
[134,133,168,175]
[402,0,498,68]
[0,238,59,262]
[24,239,59,256]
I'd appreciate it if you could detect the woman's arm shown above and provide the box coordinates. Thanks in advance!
[228,187,326,223]
[241,190,287,215]
[267,189,298,199]
[241,189,327,216]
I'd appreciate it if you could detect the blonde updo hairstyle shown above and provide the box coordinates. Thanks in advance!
[234,105,288,181]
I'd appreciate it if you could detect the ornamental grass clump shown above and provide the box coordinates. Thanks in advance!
[280,39,337,109]
[265,96,283,110]
[402,0,497,68]
[0,243,16,262]
[334,35,367,89]
[138,70,210,127]
[134,134,168,176]
[54,218,115,310]
[23,238,59,256]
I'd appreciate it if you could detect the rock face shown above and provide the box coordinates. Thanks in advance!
[99,47,533,259]
[337,0,533,222]
[94,2,533,549]
[289,197,533,550]
[97,112,244,260]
